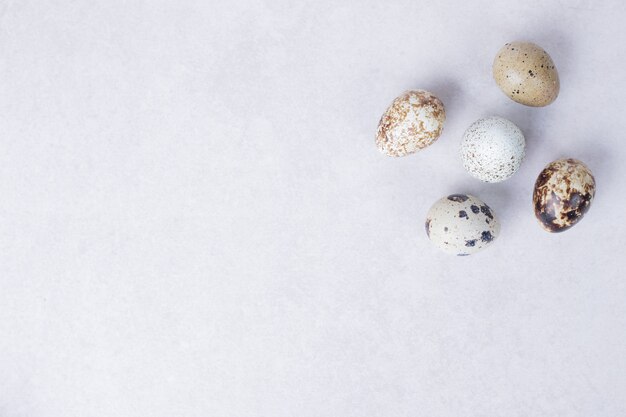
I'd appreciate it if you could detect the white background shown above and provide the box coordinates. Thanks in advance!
[0,0,625,416]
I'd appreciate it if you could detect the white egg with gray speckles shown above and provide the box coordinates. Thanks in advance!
[425,194,500,256]
[460,116,525,183]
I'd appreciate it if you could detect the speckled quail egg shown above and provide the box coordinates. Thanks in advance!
[376,90,445,157]
[425,194,500,256]
[493,41,559,107]
[533,158,595,233]
[460,117,525,183]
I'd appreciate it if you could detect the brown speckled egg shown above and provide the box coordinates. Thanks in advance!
[533,158,595,233]
[493,41,559,107]
[376,90,445,157]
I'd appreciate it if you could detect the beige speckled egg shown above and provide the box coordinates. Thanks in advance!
[376,90,445,157]
[493,41,559,107]
[533,158,595,233]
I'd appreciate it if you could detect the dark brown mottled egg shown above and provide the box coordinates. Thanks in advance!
[533,159,595,232]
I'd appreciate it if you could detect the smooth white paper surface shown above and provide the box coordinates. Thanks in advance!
[0,1,625,416]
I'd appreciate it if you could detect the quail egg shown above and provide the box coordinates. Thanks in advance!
[460,116,525,183]
[493,41,559,107]
[533,158,595,232]
[376,90,445,157]
[425,194,500,255]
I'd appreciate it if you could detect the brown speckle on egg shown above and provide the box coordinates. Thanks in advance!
[447,194,468,202]
[533,158,595,232]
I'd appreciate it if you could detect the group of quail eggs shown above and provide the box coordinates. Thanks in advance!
[376,41,596,256]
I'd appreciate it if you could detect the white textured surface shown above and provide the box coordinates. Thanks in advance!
[1,1,625,416]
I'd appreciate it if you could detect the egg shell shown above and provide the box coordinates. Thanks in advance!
[425,194,501,256]
[533,158,595,233]
[460,116,525,183]
[376,90,445,157]
[493,41,559,107]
